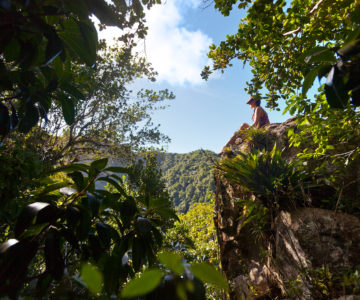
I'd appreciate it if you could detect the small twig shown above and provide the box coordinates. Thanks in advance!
[283,27,301,36]
[283,0,325,36]
[334,184,344,212]
[309,0,324,14]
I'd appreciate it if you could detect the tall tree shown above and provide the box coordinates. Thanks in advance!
[0,0,161,136]
[38,42,174,164]
[203,0,360,170]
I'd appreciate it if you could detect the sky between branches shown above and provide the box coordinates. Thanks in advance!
[100,0,291,153]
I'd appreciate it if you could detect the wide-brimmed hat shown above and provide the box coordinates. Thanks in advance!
[246,96,256,104]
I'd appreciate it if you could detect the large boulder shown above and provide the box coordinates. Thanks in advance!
[214,118,360,299]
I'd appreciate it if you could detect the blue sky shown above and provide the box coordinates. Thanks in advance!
[101,0,291,153]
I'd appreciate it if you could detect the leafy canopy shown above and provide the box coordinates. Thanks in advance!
[203,0,360,169]
[0,0,160,136]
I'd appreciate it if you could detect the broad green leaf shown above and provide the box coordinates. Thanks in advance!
[155,207,179,221]
[298,47,332,63]
[302,65,324,96]
[90,158,108,171]
[306,49,336,64]
[103,166,130,173]
[15,202,50,237]
[68,171,86,190]
[85,0,120,27]
[190,262,228,290]
[81,263,103,294]
[58,18,97,66]
[97,176,126,196]
[21,223,49,238]
[62,83,85,100]
[18,103,39,133]
[49,163,89,175]
[64,0,90,20]
[59,94,75,125]
[337,39,360,59]
[121,269,164,298]
[34,181,71,195]
[325,66,348,108]
[158,251,184,275]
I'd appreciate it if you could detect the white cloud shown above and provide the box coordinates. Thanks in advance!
[97,0,212,86]
[142,0,213,85]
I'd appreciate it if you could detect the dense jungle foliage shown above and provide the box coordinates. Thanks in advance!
[1,0,360,298]
[158,150,217,213]
[0,0,226,299]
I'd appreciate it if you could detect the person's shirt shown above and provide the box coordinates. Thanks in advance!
[252,106,270,128]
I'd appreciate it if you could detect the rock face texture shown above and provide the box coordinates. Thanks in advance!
[214,118,360,299]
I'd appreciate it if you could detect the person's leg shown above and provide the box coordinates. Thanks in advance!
[240,123,250,130]
[219,123,249,155]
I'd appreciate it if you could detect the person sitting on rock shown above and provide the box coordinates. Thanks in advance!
[219,96,270,155]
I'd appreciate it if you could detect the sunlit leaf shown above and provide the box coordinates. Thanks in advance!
[158,251,184,275]
[190,263,228,290]
[81,263,103,294]
[121,269,163,298]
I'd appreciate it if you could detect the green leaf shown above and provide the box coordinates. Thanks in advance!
[155,207,179,221]
[62,83,85,100]
[325,66,348,108]
[21,223,49,238]
[15,202,51,238]
[81,263,103,294]
[337,39,360,59]
[58,18,97,66]
[85,0,120,27]
[68,171,86,190]
[18,103,39,133]
[59,94,75,125]
[64,0,90,20]
[50,163,89,174]
[158,251,184,275]
[97,176,126,196]
[121,269,164,298]
[103,166,130,173]
[90,158,108,171]
[302,63,332,96]
[299,47,335,64]
[302,66,322,96]
[35,181,71,195]
[77,20,98,64]
[190,262,228,290]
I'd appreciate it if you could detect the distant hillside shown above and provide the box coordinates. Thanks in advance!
[158,150,218,213]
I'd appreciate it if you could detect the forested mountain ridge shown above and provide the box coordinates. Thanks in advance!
[157,150,217,213]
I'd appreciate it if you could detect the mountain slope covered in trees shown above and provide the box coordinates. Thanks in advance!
[158,150,217,213]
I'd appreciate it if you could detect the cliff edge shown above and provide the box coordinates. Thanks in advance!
[215,118,360,299]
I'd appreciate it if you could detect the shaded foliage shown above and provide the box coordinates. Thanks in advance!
[0,157,177,298]
[0,0,160,137]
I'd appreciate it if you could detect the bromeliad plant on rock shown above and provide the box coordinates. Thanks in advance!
[218,144,303,210]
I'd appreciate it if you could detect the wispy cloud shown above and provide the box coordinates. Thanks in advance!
[142,0,212,86]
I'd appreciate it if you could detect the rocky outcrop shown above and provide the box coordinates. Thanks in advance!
[214,118,360,299]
